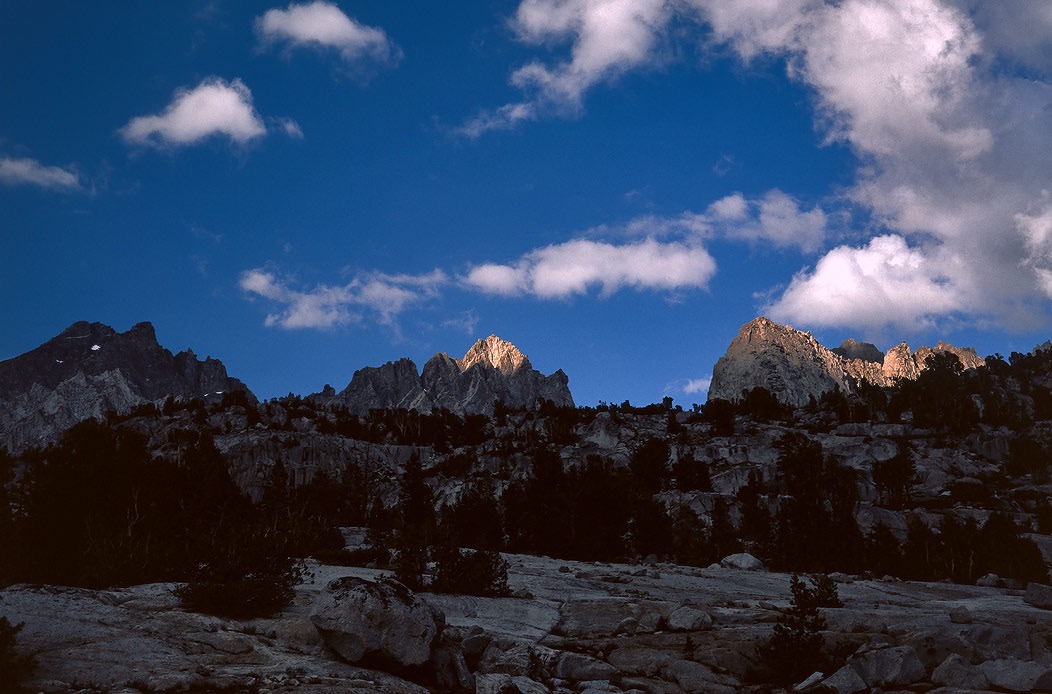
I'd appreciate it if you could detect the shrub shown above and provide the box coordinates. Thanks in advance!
[0,617,34,693]
[312,546,390,568]
[176,524,306,619]
[430,547,510,597]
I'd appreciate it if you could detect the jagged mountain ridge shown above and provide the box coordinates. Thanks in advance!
[708,316,985,407]
[317,334,574,415]
[0,323,573,453]
[0,321,252,453]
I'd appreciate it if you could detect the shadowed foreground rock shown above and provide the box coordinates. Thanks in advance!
[8,551,1052,693]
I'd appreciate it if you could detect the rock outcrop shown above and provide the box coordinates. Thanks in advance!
[322,335,573,415]
[708,317,985,406]
[0,321,253,453]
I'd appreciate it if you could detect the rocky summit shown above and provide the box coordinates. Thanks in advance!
[708,316,985,407]
[0,321,252,453]
[319,335,573,415]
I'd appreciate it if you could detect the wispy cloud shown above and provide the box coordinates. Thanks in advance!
[705,190,827,252]
[442,309,481,336]
[683,377,711,395]
[459,0,671,136]
[0,156,80,191]
[120,77,292,147]
[240,267,447,329]
[256,1,401,69]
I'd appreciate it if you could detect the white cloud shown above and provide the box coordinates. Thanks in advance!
[463,237,716,299]
[0,157,80,191]
[467,0,1052,332]
[689,0,1052,332]
[460,191,823,301]
[240,268,447,329]
[256,1,400,67]
[767,234,959,330]
[120,77,268,147]
[275,117,304,139]
[707,190,827,252]
[460,0,673,135]
[683,377,711,395]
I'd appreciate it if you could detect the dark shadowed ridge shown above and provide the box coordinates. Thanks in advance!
[0,320,253,453]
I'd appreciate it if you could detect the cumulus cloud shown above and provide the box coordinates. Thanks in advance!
[256,1,400,68]
[240,268,447,329]
[692,0,1052,331]
[120,78,270,147]
[768,234,959,329]
[0,157,80,191]
[463,237,716,299]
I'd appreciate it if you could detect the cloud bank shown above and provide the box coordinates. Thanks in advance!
[461,190,823,300]
[242,188,824,330]
[0,157,80,191]
[256,1,400,68]
[462,0,1052,334]
[120,78,293,147]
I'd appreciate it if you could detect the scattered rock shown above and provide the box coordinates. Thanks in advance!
[431,637,475,693]
[931,653,990,689]
[792,670,824,691]
[661,659,737,693]
[847,644,926,688]
[605,647,674,677]
[948,605,973,624]
[719,553,765,571]
[1026,582,1052,610]
[820,665,868,694]
[666,606,712,632]
[554,652,617,681]
[976,573,1001,587]
[979,658,1052,692]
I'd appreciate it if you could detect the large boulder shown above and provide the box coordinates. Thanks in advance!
[310,577,440,667]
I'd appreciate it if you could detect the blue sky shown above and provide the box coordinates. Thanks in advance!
[3,1,1052,407]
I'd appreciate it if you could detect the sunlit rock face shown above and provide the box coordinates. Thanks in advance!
[708,317,985,407]
[323,335,573,415]
[0,321,253,453]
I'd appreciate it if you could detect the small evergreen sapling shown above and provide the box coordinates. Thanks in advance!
[756,574,841,686]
